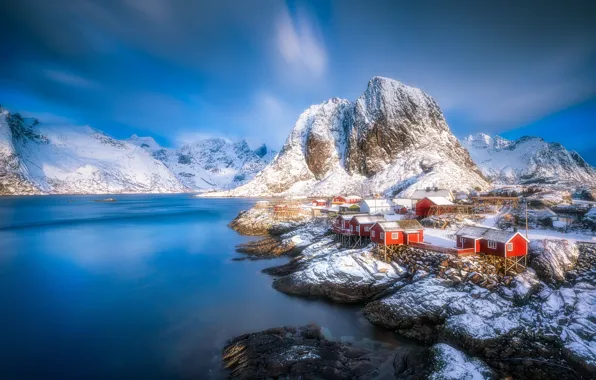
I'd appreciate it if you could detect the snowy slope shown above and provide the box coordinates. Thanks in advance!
[128,136,275,191]
[462,133,596,186]
[0,108,186,195]
[213,77,489,197]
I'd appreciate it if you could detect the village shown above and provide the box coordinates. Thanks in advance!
[266,187,595,276]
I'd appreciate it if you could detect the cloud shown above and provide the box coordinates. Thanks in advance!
[43,68,101,90]
[276,5,327,77]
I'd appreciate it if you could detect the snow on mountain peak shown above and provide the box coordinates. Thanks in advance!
[214,76,488,197]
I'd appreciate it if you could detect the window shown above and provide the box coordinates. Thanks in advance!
[460,237,465,244]
[488,240,497,249]
[356,226,360,233]
[392,233,399,239]
[371,230,375,238]
[380,233,384,240]
[364,226,370,232]
[507,243,513,251]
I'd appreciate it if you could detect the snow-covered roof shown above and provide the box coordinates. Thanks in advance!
[456,225,488,239]
[426,196,454,206]
[392,198,413,207]
[352,215,386,224]
[362,199,393,208]
[396,220,423,230]
[374,221,402,231]
[455,225,528,243]
[410,189,453,200]
[374,219,422,231]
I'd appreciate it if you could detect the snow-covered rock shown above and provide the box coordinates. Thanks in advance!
[462,133,596,186]
[529,239,579,284]
[428,343,495,380]
[0,107,185,195]
[272,246,407,303]
[213,77,488,197]
[129,135,274,191]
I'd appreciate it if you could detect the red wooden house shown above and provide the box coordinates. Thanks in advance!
[332,195,362,205]
[455,226,529,257]
[333,214,366,234]
[415,197,454,217]
[370,220,424,246]
[348,215,386,237]
[311,199,327,207]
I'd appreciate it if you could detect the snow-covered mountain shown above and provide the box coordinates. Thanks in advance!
[0,107,186,195]
[212,76,489,197]
[0,106,273,195]
[128,135,275,190]
[461,133,596,186]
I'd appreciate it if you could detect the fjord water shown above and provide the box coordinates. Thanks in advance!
[0,195,397,379]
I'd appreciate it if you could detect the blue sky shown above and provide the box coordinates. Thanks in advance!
[0,0,595,163]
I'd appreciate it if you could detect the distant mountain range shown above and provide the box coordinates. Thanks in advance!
[461,133,596,186]
[1,78,594,196]
[0,107,274,195]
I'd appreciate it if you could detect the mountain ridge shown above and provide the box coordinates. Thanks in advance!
[0,106,273,195]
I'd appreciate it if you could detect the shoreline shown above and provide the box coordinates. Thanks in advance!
[222,202,596,379]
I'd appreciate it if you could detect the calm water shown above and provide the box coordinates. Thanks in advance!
[0,195,400,379]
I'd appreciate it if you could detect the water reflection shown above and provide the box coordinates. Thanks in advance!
[0,195,403,379]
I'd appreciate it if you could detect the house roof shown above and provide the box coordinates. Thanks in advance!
[396,219,423,230]
[362,199,393,208]
[455,225,528,243]
[410,189,453,200]
[339,203,360,208]
[373,219,422,231]
[425,197,454,206]
[374,221,402,231]
[352,215,386,224]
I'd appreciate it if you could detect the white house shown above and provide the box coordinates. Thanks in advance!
[360,198,394,214]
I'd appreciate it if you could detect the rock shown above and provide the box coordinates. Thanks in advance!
[222,324,394,379]
[529,240,579,284]
[271,248,407,303]
[235,236,297,258]
[428,343,496,380]
[228,206,309,236]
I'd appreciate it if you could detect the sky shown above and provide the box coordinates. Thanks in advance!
[0,0,595,163]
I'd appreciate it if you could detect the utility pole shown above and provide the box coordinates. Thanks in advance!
[524,186,529,239]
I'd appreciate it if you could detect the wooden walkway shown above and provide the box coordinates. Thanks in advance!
[410,242,476,256]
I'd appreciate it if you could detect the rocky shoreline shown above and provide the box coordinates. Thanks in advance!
[223,204,595,379]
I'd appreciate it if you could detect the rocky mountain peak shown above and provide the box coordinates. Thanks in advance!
[217,76,489,197]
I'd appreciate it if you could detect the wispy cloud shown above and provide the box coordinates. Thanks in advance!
[276,5,327,77]
[44,68,101,90]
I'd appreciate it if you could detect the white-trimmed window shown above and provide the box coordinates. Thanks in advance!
[364,226,370,232]
[459,237,465,244]
[392,232,399,239]
[380,233,384,240]
[488,240,497,249]
[507,243,513,251]
[356,226,360,233]
[371,230,376,238]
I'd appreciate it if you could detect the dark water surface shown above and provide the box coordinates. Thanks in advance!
[0,195,399,379]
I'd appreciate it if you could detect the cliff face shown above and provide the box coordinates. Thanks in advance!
[220,77,488,197]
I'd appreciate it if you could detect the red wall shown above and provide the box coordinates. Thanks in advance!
[456,235,477,250]
[349,219,374,237]
[370,224,384,244]
[385,230,404,245]
[333,196,347,204]
[370,225,404,245]
[415,198,433,217]
[506,234,528,257]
